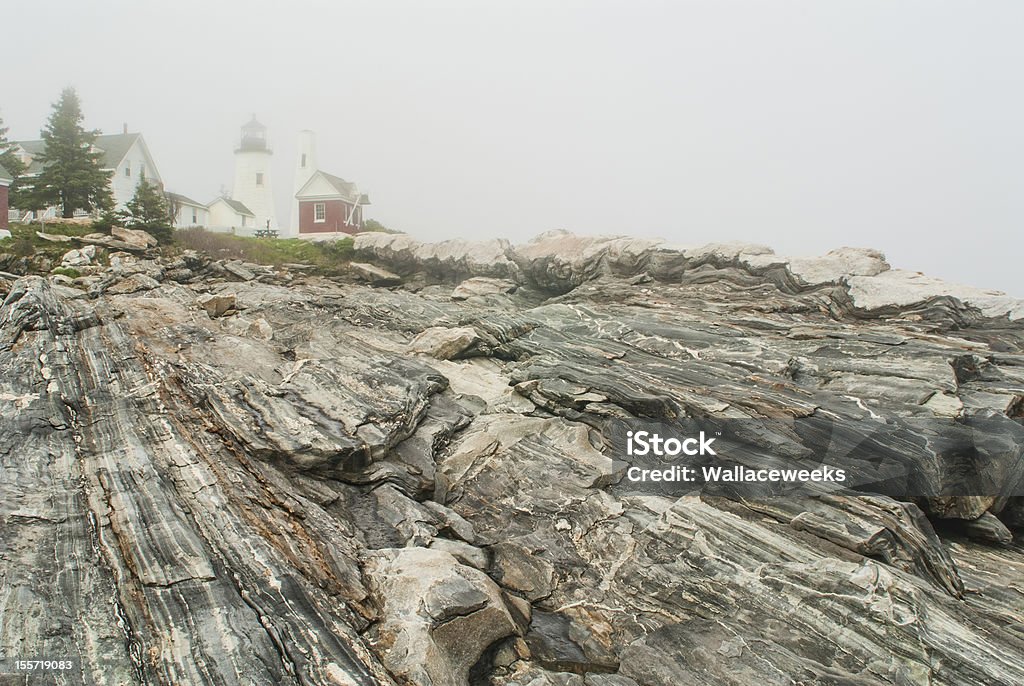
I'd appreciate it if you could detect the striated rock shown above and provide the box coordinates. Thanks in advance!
[350,260,402,286]
[79,232,150,252]
[452,276,516,301]
[50,273,75,287]
[1,231,1023,686]
[61,245,96,267]
[409,326,482,360]
[197,292,236,318]
[111,226,159,249]
[960,511,1014,545]
[774,246,890,286]
[355,231,1024,321]
[365,548,518,686]
[452,276,518,300]
[104,272,160,295]
[222,260,257,281]
[354,232,519,279]
[36,230,74,243]
[847,269,1024,320]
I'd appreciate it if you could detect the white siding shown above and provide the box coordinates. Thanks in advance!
[172,202,209,229]
[206,199,249,234]
[108,138,164,210]
[231,150,277,231]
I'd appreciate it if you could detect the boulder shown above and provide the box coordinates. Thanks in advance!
[79,233,147,252]
[409,326,482,360]
[222,261,256,281]
[349,261,402,286]
[61,245,97,267]
[197,293,236,318]
[105,273,160,295]
[364,548,518,686]
[354,232,519,279]
[847,270,1024,320]
[36,231,73,243]
[247,317,273,340]
[451,277,517,300]
[111,226,159,249]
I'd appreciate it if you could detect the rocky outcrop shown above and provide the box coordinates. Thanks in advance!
[1,232,1022,685]
[354,230,1024,321]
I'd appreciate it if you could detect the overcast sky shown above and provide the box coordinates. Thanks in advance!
[6,1,1022,294]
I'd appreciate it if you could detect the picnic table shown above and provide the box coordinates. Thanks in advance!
[253,228,279,238]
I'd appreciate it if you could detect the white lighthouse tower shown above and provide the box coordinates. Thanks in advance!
[232,115,278,232]
[289,130,318,234]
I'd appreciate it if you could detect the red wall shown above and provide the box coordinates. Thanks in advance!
[298,199,363,234]
[0,185,8,230]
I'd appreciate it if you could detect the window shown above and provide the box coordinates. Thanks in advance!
[192,209,198,224]
[300,153,306,168]
[241,216,247,227]
[124,162,131,177]
[255,172,264,186]
[314,202,326,222]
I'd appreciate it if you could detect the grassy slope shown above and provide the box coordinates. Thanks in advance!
[0,221,99,262]
[0,223,359,276]
[172,227,354,271]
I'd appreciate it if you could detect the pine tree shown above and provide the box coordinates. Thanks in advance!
[123,178,173,243]
[0,111,27,211]
[31,88,113,217]
[0,111,25,179]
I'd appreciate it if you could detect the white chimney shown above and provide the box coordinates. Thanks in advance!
[290,130,318,234]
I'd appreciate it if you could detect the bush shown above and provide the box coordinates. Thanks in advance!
[91,209,124,233]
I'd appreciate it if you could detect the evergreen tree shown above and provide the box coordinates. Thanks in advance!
[32,88,113,217]
[123,178,172,243]
[0,111,27,210]
[0,111,25,179]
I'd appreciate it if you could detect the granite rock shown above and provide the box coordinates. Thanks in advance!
[1,231,1023,686]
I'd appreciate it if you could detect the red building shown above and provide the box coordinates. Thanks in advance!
[295,170,369,235]
[0,164,11,231]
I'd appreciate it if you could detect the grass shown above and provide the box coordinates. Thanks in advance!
[1,223,360,276]
[0,221,100,264]
[172,227,354,271]
[51,267,82,279]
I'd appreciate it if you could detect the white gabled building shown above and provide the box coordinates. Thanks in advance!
[15,127,163,216]
[166,192,209,229]
[206,196,255,233]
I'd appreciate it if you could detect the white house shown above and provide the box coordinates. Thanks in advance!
[15,126,163,216]
[166,192,209,229]
[206,196,255,233]
[0,163,12,232]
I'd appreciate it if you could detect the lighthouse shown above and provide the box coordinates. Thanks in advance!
[289,130,318,234]
[231,115,278,232]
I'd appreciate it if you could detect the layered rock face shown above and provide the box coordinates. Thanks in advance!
[1,232,1022,685]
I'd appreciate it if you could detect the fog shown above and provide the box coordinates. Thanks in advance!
[6,1,1022,295]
